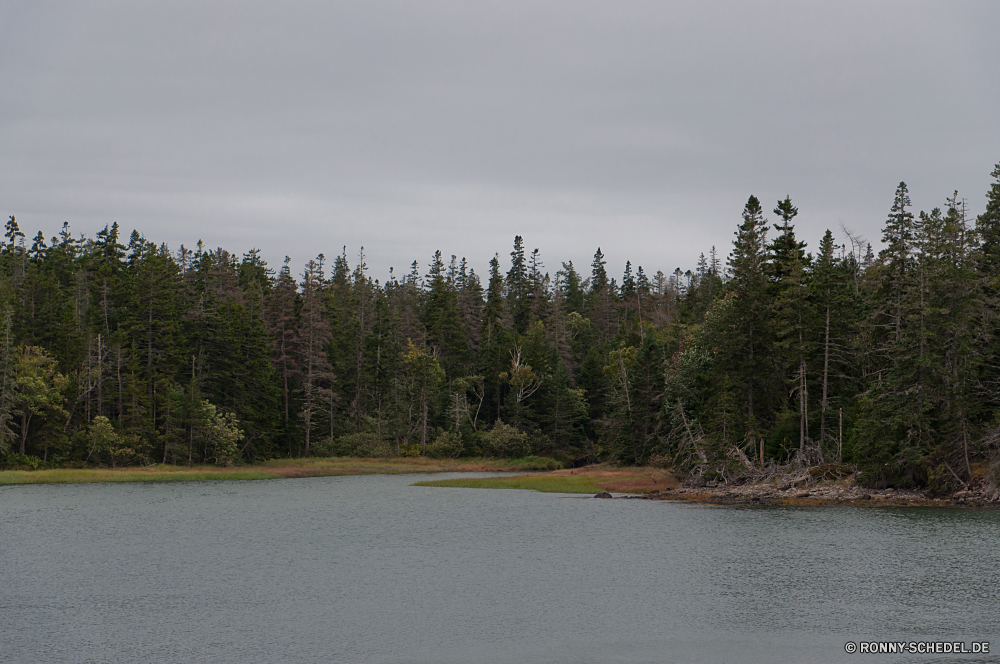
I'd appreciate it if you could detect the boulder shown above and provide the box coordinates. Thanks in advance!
[594,492,613,499]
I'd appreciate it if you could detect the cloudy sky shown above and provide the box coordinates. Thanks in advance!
[2,1,998,282]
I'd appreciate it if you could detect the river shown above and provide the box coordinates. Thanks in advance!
[2,473,998,663]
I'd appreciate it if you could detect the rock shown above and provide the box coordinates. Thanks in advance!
[594,492,613,499]
[648,489,660,495]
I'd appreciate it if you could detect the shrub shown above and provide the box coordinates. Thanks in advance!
[309,436,337,457]
[510,455,562,471]
[426,431,463,459]
[317,432,393,458]
[481,420,531,458]
[3,453,44,470]
[647,453,673,469]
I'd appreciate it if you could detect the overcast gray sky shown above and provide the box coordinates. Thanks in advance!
[2,1,998,282]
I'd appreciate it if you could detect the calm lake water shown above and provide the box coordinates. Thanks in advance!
[2,473,998,664]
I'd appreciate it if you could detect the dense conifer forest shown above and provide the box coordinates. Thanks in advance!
[3,163,1000,491]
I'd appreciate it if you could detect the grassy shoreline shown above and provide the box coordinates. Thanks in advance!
[0,456,556,486]
[413,466,680,494]
[6,460,992,508]
[413,475,607,493]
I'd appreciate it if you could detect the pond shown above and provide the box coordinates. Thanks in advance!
[2,473,998,663]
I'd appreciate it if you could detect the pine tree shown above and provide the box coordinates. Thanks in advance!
[590,248,608,293]
[506,236,529,333]
[713,195,779,462]
[878,182,917,344]
[266,257,299,455]
[975,163,1000,405]
[296,256,335,456]
[767,196,813,457]
[810,229,855,455]
[423,250,468,377]
[402,339,445,454]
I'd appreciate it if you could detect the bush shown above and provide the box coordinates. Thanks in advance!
[509,455,562,471]
[647,453,673,469]
[481,421,531,458]
[314,432,393,458]
[83,417,151,468]
[426,431,463,459]
[3,453,44,470]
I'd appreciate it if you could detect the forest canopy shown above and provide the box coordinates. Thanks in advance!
[3,162,1000,491]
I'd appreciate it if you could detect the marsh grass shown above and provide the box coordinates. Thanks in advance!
[0,456,562,485]
[0,466,280,485]
[258,456,560,474]
[412,475,612,494]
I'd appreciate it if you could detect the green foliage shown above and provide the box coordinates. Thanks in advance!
[85,416,149,468]
[426,431,464,459]
[481,420,531,458]
[202,401,244,466]
[316,432,393,458]
[2,453,44,470]
[13,346,68,454]
[4,164,1000,489]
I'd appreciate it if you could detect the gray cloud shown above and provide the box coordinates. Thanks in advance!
[2,0,998,281]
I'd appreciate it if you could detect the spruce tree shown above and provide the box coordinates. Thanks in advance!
[506,236,529,333]
[712,195,779,461]
[423,250,468,377]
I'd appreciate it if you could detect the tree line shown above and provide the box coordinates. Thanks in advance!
[2,162,999,490]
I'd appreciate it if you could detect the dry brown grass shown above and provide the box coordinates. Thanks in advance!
[258,457,555,476]
[0,457,541,485]
[544,464,680,493]
[416,463,681,494]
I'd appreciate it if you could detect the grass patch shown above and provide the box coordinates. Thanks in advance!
[257,456,561,474]
[0,466,280,485]
[0,456,564,485]
[412,474,608,494]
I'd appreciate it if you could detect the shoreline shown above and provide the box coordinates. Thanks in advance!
[412,464,1000,509]
[0,457,549,486]
[626,482,1000,509]
[5,458,998,510]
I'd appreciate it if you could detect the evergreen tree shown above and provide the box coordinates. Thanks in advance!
[558,261,585,314]
[711,195,779,462]
[296,256,335,456]
[506,236,529,333]
[265,257,299,454]
[423,250,468,377]
[766,196,813,458]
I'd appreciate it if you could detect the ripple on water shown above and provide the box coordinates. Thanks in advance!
[2,475,998,664]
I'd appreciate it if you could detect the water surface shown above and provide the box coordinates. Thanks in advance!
[2,474,998,663]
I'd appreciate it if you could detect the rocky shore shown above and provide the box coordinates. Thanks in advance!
[617,481,1000,508]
